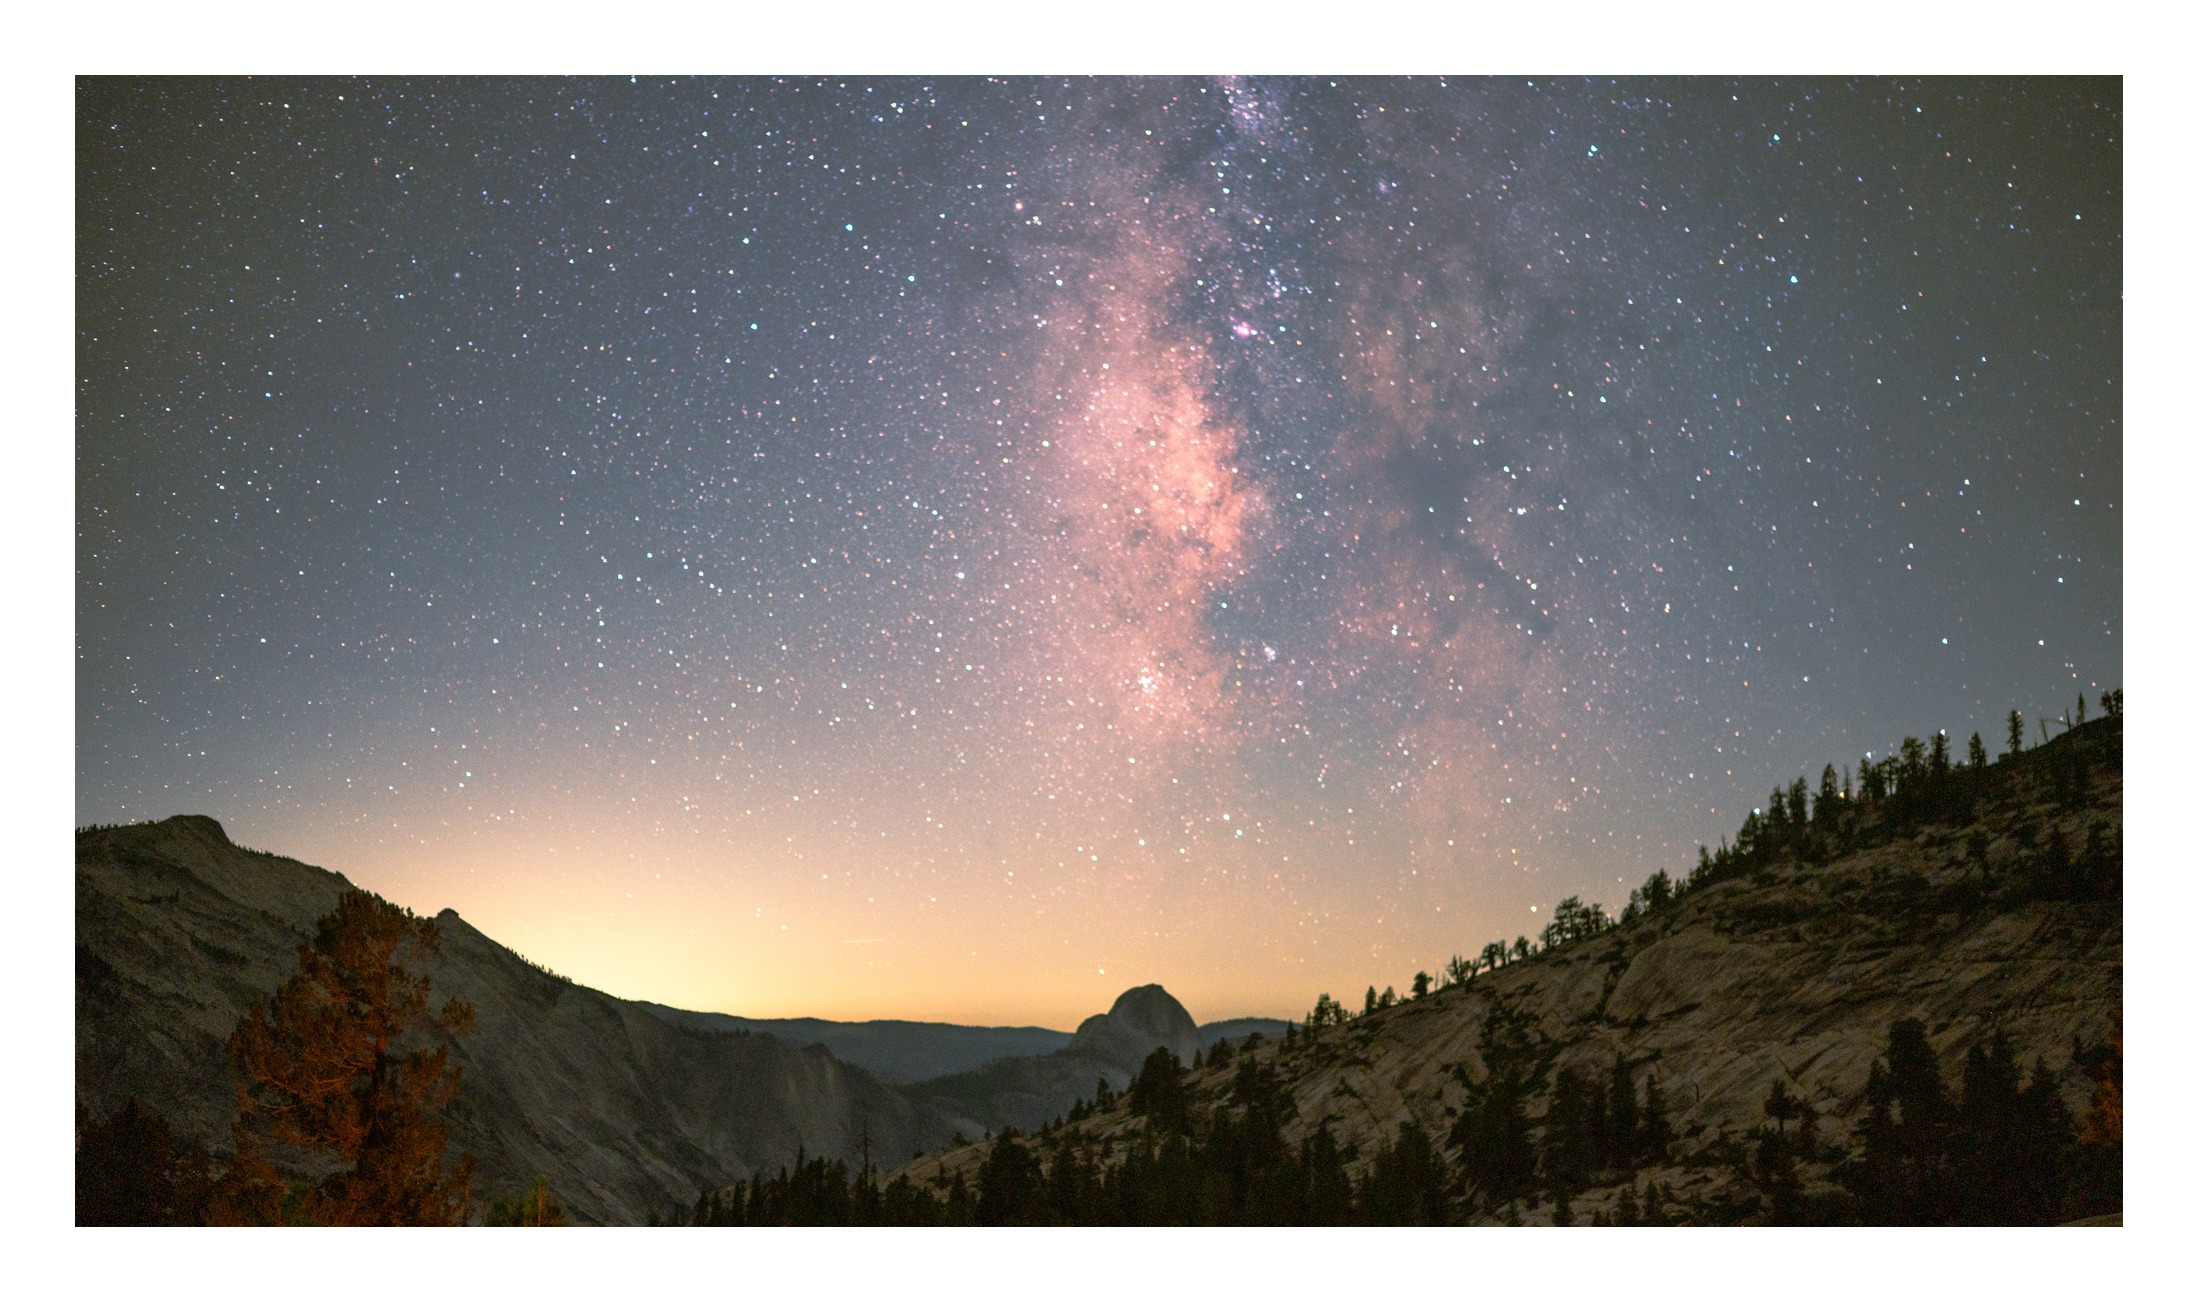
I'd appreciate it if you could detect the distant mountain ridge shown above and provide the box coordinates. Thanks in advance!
[76,814,1267,1221]
[76,816,965,1223]
[633,1005,1287,1087]
[633,1006,1072,1084]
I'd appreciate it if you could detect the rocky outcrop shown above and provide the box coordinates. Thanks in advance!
[1065,985,1203,1072]
[76,817,965,1224]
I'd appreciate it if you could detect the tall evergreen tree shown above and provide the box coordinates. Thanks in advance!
[218,890,476,1225]
[1359,1122,1448,1224]
[1128,1047,1190,1133]
[1606,1056,1639,1169]
[1849,1018,1954,1223]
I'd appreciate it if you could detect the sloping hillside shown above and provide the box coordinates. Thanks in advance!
[76,816,965,1223]
[886,714,2122,1224]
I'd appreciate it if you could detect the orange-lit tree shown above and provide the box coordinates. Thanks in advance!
[219,890,476,1224]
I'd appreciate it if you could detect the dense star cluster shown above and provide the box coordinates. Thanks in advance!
[77,78,2120,1025]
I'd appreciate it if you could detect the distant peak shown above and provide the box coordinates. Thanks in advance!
[1108,983,1186,1019]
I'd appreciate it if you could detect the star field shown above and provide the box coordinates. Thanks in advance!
[77,78,2120,1025]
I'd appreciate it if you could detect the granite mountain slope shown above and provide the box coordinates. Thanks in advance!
[76,815,966,1224]
[890,716,2122,1223]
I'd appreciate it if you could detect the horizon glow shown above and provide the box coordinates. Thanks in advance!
[77,78,2120,1028]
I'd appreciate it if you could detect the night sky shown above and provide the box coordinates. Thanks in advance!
[76,78,2120,1027]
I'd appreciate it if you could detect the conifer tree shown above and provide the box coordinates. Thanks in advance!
[2006,709,2024,757]
[1606,1056,1639,1169]
[1638,1073,1672,1162]
[1968,732,1988,770]
[1127,1047,1189,1133]
[975,1131,1046,1225]
[1849,1018,1954,1223]
[218,890,476,1225]
[1412,971,1432,999]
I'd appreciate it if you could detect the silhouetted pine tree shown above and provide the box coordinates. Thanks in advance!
[1606,1056,1639,1169]
[1848,1019,1955,1223]
[1128,1047,1190,1134]
[1358,1122,1448,1224]
[975,1131,1046,1224]
[1447,1003,1539,1209]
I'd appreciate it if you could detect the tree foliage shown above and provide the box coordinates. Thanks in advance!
[217,889,477,1225]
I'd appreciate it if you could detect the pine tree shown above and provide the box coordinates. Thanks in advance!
[1849,1018,1953,1223]
[1968,732,1988,770]
[1127,1047,1189,1133]
[1606,1056,1639,1170]
[2006,709,2024,757]
[975,1131,1046,1225]
[1358,1122,1447,1224]
[1412,970,1432,999]
[1638,1073,1672,1162]
[1753,1080,1804,1224]
[1541,1064,1601,1190]
[218,890,476,1225]
[1448,1004,1538,1208]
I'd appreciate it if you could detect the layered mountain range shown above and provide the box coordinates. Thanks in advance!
[78,714,2120,1225]
[75,816,1265,1223]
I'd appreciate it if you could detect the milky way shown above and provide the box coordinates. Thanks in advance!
[77,79,2120,1024]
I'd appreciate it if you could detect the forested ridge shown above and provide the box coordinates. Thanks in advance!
[668,696,2122,1226]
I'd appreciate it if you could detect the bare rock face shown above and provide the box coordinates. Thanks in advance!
[76,817,965,1223]
[1066,984,1204,1074]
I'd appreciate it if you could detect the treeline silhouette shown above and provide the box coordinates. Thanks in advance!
[1333,690,2123,1019]
[1739,1017,2122,1225]
[664,1046,1449,1225]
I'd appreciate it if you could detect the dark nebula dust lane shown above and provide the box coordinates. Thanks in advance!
[77,78,2120,1024]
